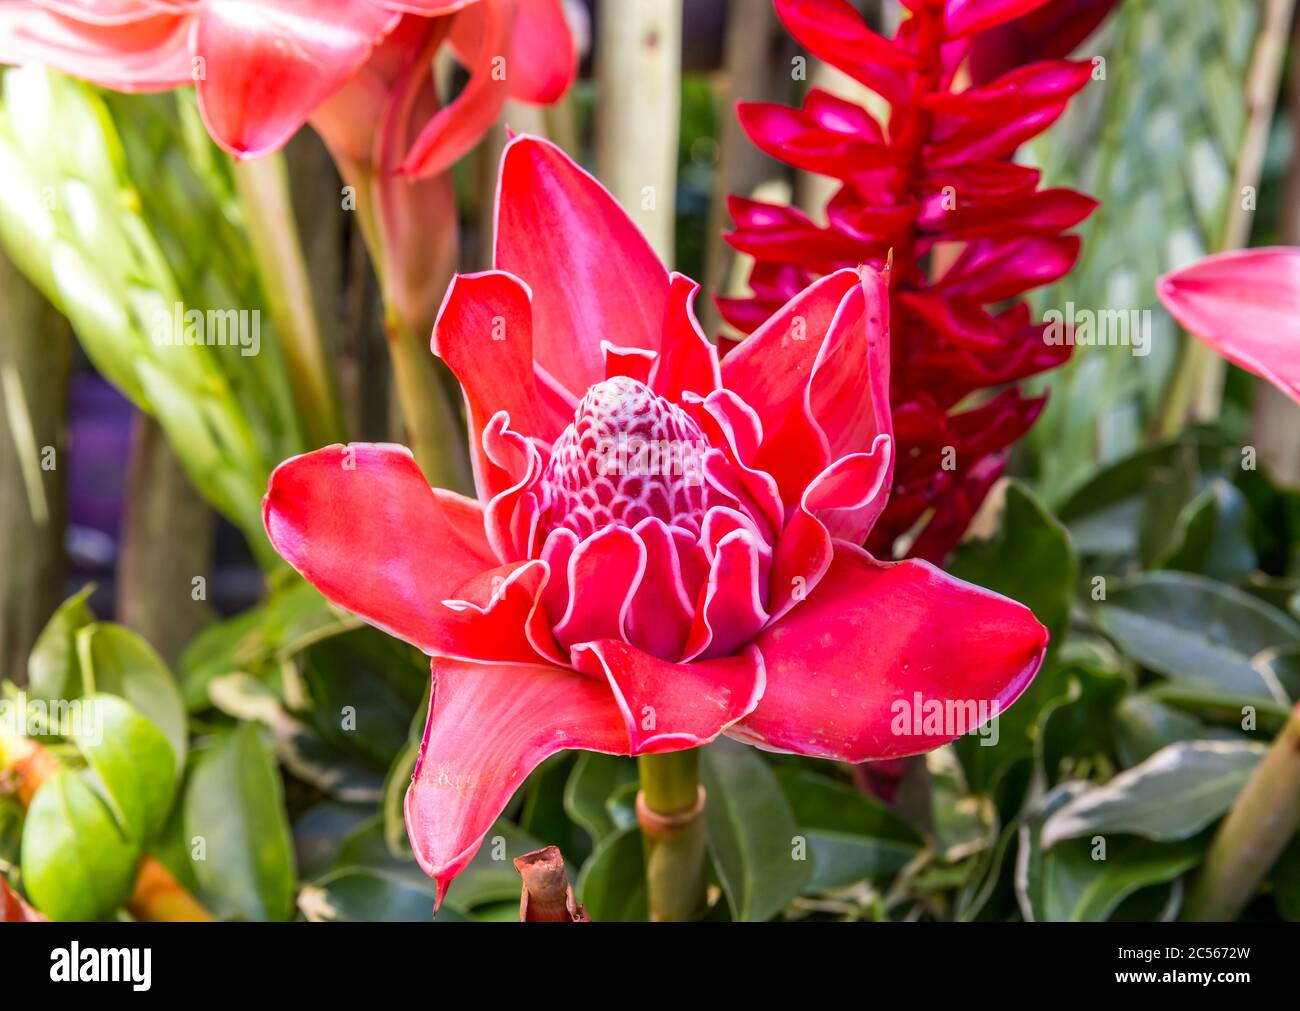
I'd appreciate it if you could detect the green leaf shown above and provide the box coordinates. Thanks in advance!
[564,753,637,842]
[1041,740,1264,846]
[1017,782,1201,922]
[447,820,545,912]
[26,584,94,701]
[1095,572,1300,701]
[576,827,648,922]
[21,769,138,921]
[700,740,809,921]
[76,622,187,768]
[303,869,444,922]
[184,723,296,921]
[1155,480,1257,580]
[72,693,176,844]
[1273,836,1300,922]
[1112,694,1207,767]
[948,481,1076,647]
[775,769,922,891]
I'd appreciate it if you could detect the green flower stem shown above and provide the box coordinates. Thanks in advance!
[383,305,473,493]
[1182,703,1300,921]
[232,154,346,450]
[637,750,708,922]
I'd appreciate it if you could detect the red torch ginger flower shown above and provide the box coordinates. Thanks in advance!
[722,0,1102,563]
[262,135,1049,906]
[1157,247,1300,405]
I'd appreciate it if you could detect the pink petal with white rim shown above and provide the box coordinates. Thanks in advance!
[732,543,1048,762]
[493,134,670,395]
[571,639,765,753]
[1157,247,1300,404]
[624,517,695,661]
[405,656,630,907]
[262,443,497,654]
[684,528,771,661]
[552,525,646,651]
[651,273,721,404]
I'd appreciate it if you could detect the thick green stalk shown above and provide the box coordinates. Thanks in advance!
[637,750,708,922]
[1182,703,1300,921]
[233,154,346,450]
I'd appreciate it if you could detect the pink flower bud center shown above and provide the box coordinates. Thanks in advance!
[539,377,711,539]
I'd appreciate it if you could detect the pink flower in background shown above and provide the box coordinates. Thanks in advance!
[263,135,1049,906]
[0,0,575,173]
[1157,247,1300,405]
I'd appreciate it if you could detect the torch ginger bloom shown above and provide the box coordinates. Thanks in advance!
[1157,247,1300,405]
[262,135,1049,906]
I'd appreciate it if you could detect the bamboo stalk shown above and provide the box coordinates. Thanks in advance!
[1159,0,1297,435]
[702,0,790,336]
[0,250,69,686]
[115,412,214,667]
[1249,8,1300,485]
[595,0,683,262]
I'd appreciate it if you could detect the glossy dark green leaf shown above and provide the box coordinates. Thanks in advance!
[948,481,1076,647]
[576,826,647,922]
[700,740,809,921]
[303,868,447,922]
[775,769,922,890]
[1112,694,1207,767]
[1041,740,1264,846]
[447,820,545,912]
[1155,480,1257,580]
[21,769,138,921]
[1095,572,1300,701]
[184,723,296,921]
[564,753,637,842]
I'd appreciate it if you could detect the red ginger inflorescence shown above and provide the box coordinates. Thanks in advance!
[720,0,1100,562]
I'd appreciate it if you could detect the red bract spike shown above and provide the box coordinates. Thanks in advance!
[726,0,1104,561]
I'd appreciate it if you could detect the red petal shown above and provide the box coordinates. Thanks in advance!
[0,5,193,91]
[506,0,574,103]
[263,444,497,653]
[405,656,629,906]
[399,0,510,177]
[944,0,1054,38]
[1157,247,1300,404]
[434,270,571,497]
[194,0,399,158]
[651,273,721,404]
[571,639,764,753]
[494,134,670,395]
[732,544,1047,762]
[552,526,646,651]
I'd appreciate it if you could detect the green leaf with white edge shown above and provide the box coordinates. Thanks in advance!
[71,693,176,845]
[1112,694,1207,767]
[1155,480,1257,581]
[184,723,296,922]
[775,769,922,891]
[576,826,648,922]
[1041,740,1264,847]
[1017,782,1202,922]
[21,769,139,921]
[26,584,94,701]
[1254,644,1300,703]
[1095,572,1300,702]
[75,622,187,769]
[564,753,637,842]
[700,739,810,921]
